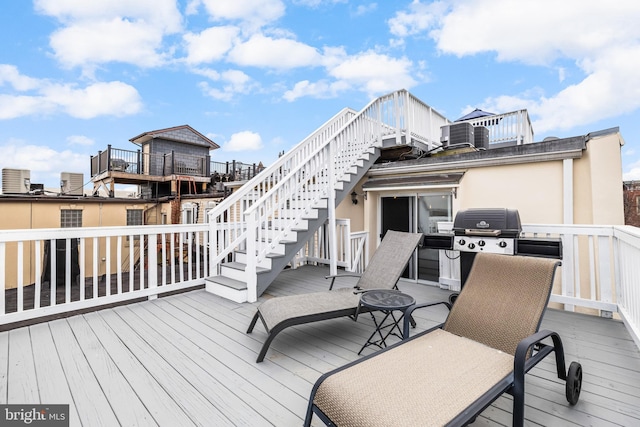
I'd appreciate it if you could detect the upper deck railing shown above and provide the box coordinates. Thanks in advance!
[90,146,263,182]
[461,109,534,145]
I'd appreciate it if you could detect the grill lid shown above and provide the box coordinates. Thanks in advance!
[453,208,522,238]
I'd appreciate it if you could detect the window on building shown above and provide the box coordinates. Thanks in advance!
[127,209,143,226]
[636,196,640,215]
[204,202,216,224]
[182,203,198,224]
[60,210,82,228]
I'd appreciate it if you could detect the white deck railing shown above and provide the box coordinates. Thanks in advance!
[0,224,209,325]
[462,109,534,145]
[1,221,638,349]
[437,222,640,349]
[292,220,369,274]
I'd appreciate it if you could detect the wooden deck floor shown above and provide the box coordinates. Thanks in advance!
[0,265,639,426]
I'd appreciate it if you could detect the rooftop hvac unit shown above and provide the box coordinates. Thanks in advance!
[2,168,31,194]
[474,126,490,149]
[441,122,475,147]
[60,172,84,195]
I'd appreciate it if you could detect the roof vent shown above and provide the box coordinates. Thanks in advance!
[2,168,31,194]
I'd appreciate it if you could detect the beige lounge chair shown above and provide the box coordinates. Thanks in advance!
[246,230,423,363]
[305,252,583,427]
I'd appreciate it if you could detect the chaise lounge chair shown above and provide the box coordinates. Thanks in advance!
[246,230,423,363]
[305,252,583,427]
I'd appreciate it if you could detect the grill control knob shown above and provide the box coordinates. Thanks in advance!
[468,243,476,250]
[458,239,466,246]
[498,241,507,248]
[478,240,485,247]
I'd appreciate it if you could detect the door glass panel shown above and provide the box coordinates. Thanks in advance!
[417,194,452,282]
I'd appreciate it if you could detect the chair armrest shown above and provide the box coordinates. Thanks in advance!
[402,300,452,339]
[325,273,362,290]
[512,329,567,425]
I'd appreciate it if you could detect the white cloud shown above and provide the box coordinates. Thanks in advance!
[390,0,640,135]
[222,131,263,151]
[0,139,89,189]
[283,80,349,101]
[199,0,285,29]
[354,3,377,16]
[0,65,42,91]
[197,69,256,101]
[49,19,169,68]
[183,26,240,65]
[228,34,322,69]
[328,51,417,96]
[388,1,447,39]
[623,159,640,181]
[35,0,182,69]
[0,66,142,119]
[67,135,95,146]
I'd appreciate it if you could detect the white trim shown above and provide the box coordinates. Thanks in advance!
[563,158,574,224]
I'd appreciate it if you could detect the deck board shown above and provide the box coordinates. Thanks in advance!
[0,264,639,426]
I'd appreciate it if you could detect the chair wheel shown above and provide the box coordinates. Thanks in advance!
[448,293,458,305]
[565,361,582,405]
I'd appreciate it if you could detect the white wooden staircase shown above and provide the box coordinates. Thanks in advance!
[204,90,449,302]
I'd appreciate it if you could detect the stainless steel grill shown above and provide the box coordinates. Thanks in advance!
[452,208,521,255]
[423,208,562,295]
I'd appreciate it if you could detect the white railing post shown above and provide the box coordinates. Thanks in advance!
[246,211,258,302]
[343,220,352,272]
[148,233,158,300]
[328,140,338,277]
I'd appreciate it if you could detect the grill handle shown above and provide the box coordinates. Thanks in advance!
[464,229,502,237]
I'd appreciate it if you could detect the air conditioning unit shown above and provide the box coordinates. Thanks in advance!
[474,126,490,149]
[441,122,475,147]
[2,168,31,194]
[60,172,84,195]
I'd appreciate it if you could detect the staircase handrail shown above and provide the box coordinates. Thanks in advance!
[207,107,358,267]
[209,89,449,301]
[242,90,410,217]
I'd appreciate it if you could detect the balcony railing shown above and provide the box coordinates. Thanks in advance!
[90,145,211,178]
[1,222,639,350]
[461,109,534,145]
[91,146,264,183]
[0,224,210,326]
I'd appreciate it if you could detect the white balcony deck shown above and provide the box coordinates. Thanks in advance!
[1,265,638,426]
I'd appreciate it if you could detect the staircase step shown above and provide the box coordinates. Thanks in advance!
[205,275,247,291]
[236,249,285,259]
[205,275,248,303]
[223,262,270,274]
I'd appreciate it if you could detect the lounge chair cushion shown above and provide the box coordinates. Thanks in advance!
[313,328,514,427]
[355,231,423,291]
[257,288,361,331]
[444,254,557,355]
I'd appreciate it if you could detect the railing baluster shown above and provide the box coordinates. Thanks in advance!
[35,241,41,309]
[17,241,23,312]
[79,238,85,302]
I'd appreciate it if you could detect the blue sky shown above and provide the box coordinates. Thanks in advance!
[1,0,640,191]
